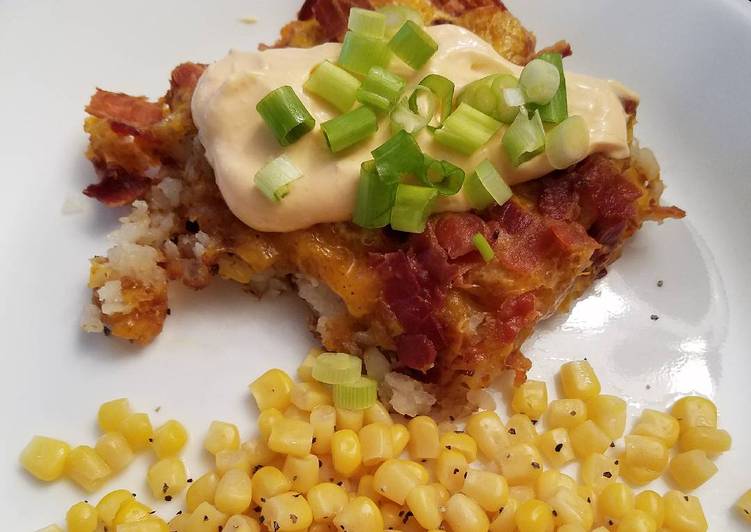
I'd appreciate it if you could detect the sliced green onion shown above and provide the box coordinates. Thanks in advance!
[502,109,546,166]
[537,52,568,124]
[347,7,386,38]
[256,86,315,146]
[303,61,360,113]
[312,352,363,384]
[390,98,428,134]
[338,31,391,77]
[417,74,454,128]
[407,85,438,127]
[471,233,495,262]
[388,20,437,70]
[421,155,465,196]
[372,129,424,181]
[433,102,502,155]
[463,159,512,210]
[376,5,423,38]
[460,80,497,116]
[321,106,378,153]
[545,115,590,169]
[519,58,560,105]
[332,376,378,410]
[390,184,438,233]
[353,160,397,229]
[356,66,406,112]
[491,75,522,123]
[254,155,302,202]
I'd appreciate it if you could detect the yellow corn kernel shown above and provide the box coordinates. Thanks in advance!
[580,453,619,494]
[462,468,508,512]
[634,490,664,528]
[489,497,519,532]
[331,429,362,477]
[187,471,219,512]
[282,453,319,494]
[577,484,597,510]
[263,491,313,531]
[20,435,70,481]
[444,493,490,532]
[98,398,131,433]
[119,412,153,451]
[535,470,576,501]
[570,419,611,459]
[545,399,588,430]
[511,380,548,420]
[96,489,135,527]
[335,407,364,431]
[283,405,309,422]
[204,420,240,455]
[547,487,593,529]
[671,396,717,433]
[406,416,441,459]
[560,360,601,400]
[152,419,188,459]
[268,418,313,457]
[736,489,751,523]
[224,515,261,532]
[466,410,508,461]
[617,509,657,532]
[257,408,282,444]
[168,512,191,532]
[510,484,536,503]
[291,381,332,411]
[215,448,250,475]
[66,501,98,532]
[147,457,187,499]
[679,426,732,454]
[391,424,410,456]
[374,458,429,504]
[244,437,278,469]
[435,448,468,492]
[405,484,443,529]
[215,468,253,514]
[632,409,680,448]
[537,427,575,467]
[95,431,133,473]
[663,491,707,532]
[668,449,718,491]
[379,501,420,531]
[364,401,393,425]
[117,518,170,532]
[251,466,291,505]
[310,405,336,455]
[356,475,382,503]
[587,394,627,441]
[515,499,554,532]
[499,443,543,485]
[439,431,478,462]
[506,414,538,445]
[620,435,668,485]
[250,369,293,411]
[557,525,587,532]
[113,499,152,525]
[334,496,383,532]
[599,482,634,526]
[359,422,394,466]
[307,524,334,532]
[431,481,450,506]
[298,347,321,383]
[184,501,227,532]
[65,445,111,492]
[307,482,348,521]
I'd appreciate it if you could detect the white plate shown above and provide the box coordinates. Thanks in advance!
[1,0,749,528]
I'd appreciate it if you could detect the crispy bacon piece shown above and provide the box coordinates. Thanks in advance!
[530,40,573,61]
[83,163,151,207]
[434,212,489,259]
[170,62,206,91]
[86,89,163,131]
[300,0,374,41]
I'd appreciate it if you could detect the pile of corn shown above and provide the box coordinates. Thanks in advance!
[21,353,750,532]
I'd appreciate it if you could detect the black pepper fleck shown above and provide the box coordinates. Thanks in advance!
[608,520,614,526]
[603,471,613,478]
[312,437,317,443]
[684,495,690,502]
[445,445,452,450]
[187,478,193,483]
[552,510,558,517]
[610,442,615,448]
[289,514,298,524]
[531,419,538,425]
[570,410,577,416]
[657,280,663,287]
[650,314,659,321]
[614,460,619,465]
[531,461,541,469]
[508,428,517,435]
[254,506,262,513]
[587,497,591,503]
[203,516,209,522]
[162,482,169,494]
[148,438,153,443]
[453,468,459,475]
[165,495,173,502]
[554,443,563,452]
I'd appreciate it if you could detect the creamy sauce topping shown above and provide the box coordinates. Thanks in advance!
[192,25,638,232]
